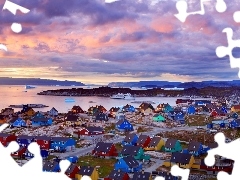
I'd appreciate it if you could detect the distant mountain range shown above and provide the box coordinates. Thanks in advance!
[108,80,240,88]
[0,77,85,86]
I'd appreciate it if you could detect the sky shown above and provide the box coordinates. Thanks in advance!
[0,0,240,85]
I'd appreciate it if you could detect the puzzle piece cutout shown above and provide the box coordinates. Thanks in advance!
[205,132,240,180]
[233,11,240,23]
[105,0,120,3]
[215,27,240,78]
[170,165,190,180]
[2,0,30,33]
[175,0,227,22]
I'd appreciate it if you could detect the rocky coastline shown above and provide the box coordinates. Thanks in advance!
[36,86,240,98]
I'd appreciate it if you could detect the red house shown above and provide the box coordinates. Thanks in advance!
[104,169,130,180]
[11,146,27,158]
[71,106,84,114]
[74,127,104,138]
[34,136,51,150]
[0,133,17,147]
[65,164,80,179]
[92,142,118,158]
[200,159,233,175]
[136,135,151,148]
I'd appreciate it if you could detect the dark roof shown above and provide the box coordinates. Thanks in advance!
[34,136,52,141]
[149,136,162,147]
[153,171,178,180]
[17,135,35,140]
[78,166,94,176]
[170,152,192,164]
[66,164,78,174]
[121,145,141,156]
[93,142,113,153]
[50,107,58,112]
[85,127,103,132]
[165,138,178,148]
[108,169,127,179]
[208,142,218,149]
[122,156,139,168]
[31,117,49,122]
[51,137,70,142]
[136,135,149,144]
[132,171,151,180]
[65,115,79,121]
[95,113,108,121]
[188,141,201,151]
[0,133,12,137]
[123,133,137,142]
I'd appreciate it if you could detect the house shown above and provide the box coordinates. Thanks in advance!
[186,141,204,156]
[0,115,7,124]
[74,127,104,140]
[122,104,135,113]
[155,103,169,113]
[75,166,99,180]
[109,107,121,118]
[163,152,195,169]
[104,169,130,180]
[194,100,211,106]
[34,136,52,150]
[152,171,179,180]
[229,112,238,119]
[0,133,16,146]
[24,149,49,159]
[31,111,45,119]
[65,164,80,179]
[229,119,240,128]
[152,114,165,122]
[43,161,60,172]
[48,107,58,116]
[31,117,53,127]
[17,135,35,147]
[1,108,14,115]
[21,106,35,116]
[136,135,151,148]
[92,142,118,158]
[11,146,27,158]
[114,156,142,173]
[88,106,99,116]
[144,136,165,151]
[164,138,182,153]
[9,117,27,127]
[231,105,240,113]
[95,112,109,122]
[50,137,76,152]
[115,119,134,132]
[132,171,152,180]
[122,133,138,146]
[71,106,84,114]
[64,115,81,126]
[168,111,185,121]
[119,145,150,161]
[187,105,196,115]
[139,103,154,115]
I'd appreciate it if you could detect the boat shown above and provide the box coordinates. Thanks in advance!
[25,85,36,89]
[110,93,135,100]
[88,101,96,103]
[9,104,49,108]
[65,98,75,102]
[131,101,156,104]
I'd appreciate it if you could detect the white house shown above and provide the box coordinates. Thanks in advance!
[48,107,58,116]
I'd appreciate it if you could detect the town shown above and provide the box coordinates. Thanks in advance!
[0,97,239,180]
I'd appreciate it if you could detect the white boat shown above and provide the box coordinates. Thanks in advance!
[110,93,135,100]
[25,85,36,89]
[65,98,75,102]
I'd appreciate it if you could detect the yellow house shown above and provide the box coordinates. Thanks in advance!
[65,114,82,126]
[75,166,99,180]
[163,152,195,169]
[144,136,165,151]
[24,107,35,116]
[231,105,240,113]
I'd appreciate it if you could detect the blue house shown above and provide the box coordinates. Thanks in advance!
[221,106,228,114]
[122,133,138,146]
[168,111,185,121]
[163,104,174,113]
[229,119,240,128]
[123,104,135,112]
[66,156,78,163]
[114,156,142,173]
[187,105,196,115]
[207,123,213,129]
[194,100,211,106]
[184,141,204,156]
[43,161,60,172]
[17,135,35,147]
[31,117,53,127]
[24,149,49,159]
[230,112,238,119]
[50,137,76,152]
[9,117,26,127]
[32,111,45,119]
[115,119,134,132]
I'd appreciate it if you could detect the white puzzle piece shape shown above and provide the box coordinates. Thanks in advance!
[170,165,190,180]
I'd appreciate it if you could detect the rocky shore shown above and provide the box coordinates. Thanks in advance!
[36,86,240,98]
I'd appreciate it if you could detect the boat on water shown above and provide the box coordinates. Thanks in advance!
[65,98,75,102]
[110,93,135,100]
[25,85,36,89]
[131,101,156,104]
[88,101,96,103]
[9,104,49,108]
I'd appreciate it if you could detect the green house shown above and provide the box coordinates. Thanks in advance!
[164,138,182,153]
[119,145,150,161]
[152,114,165,122]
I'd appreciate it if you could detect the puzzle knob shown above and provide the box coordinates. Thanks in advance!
[216,46,228,58]
[215,0,227,13]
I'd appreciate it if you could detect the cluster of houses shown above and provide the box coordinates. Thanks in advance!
[0,133,76,158]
